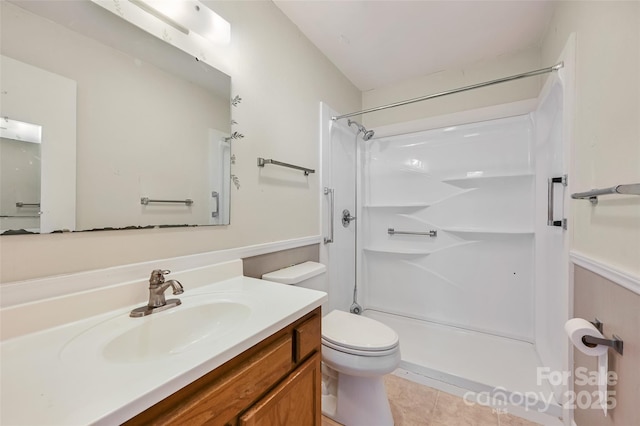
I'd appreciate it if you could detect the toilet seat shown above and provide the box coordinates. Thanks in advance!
[321,338,398,357]
[322,310,399,354]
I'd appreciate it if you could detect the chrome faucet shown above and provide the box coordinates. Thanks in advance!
[130,269,184,317]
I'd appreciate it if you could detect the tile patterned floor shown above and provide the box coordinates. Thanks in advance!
[321,374,541,426]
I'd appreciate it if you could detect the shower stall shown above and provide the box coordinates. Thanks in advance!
[320,59,572,417]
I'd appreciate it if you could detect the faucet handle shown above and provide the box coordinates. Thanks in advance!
[149,269,171,285]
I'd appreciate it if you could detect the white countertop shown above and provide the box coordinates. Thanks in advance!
[0,276,326,425]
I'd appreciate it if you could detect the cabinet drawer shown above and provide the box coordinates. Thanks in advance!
[125,335,294,426]
[294,314,320,363]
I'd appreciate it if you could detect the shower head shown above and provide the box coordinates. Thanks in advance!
[362,129,375,141]
[347,119,375,141]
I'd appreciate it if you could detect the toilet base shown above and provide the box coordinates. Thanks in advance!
[322,371,394,426]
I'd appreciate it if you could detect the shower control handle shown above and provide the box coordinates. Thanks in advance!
[342,209,356,227]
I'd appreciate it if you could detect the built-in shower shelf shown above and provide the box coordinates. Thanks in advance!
[441,227,534,235]
[364,202,431,209]
[440,172,534,183]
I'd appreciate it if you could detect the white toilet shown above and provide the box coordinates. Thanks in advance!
[262,261,401,426]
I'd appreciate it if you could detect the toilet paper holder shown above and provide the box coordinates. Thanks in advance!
[583,319,624,355]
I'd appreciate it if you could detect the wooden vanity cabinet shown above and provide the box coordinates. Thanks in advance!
[124,307,322,426]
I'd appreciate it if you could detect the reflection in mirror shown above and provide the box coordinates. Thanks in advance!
[0,119,42,233]
[0,0,232,234]
[0,53,77,235]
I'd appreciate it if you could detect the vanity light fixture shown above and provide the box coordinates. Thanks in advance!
[0,117,42,144]
[129,0,230,45]
[129,0,189,35]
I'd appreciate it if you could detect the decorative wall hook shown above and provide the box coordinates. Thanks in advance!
[224,131,244,142]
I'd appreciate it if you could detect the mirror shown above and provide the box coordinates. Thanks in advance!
[0,0,232,234]
[0,119,42,233]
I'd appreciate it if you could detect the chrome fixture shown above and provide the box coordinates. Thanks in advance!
[16,202,40,208]
[324,187,335,244]
[572,183,640,205]
[548,175,568,228]
[333,63,564,121]
[141,197,194,206]
[347,119,375,141]
[584,318,624,355]
[257,157,315,176]
[388,228,437,237]
[130,269,184,317]
[342,209,356,227]
[211,191,219,218]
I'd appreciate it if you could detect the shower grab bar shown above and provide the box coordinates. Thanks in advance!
[211,191,219,218]
[324,187,334,244]
[257,158,315,176]
[547,175,568,229]
[1,215,41,218]
[571,183,640,205]
[16,202,40,207]
[388,228,437,237]
[141,197,193,206]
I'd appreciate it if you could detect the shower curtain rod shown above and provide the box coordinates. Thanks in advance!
[332,62,564,121]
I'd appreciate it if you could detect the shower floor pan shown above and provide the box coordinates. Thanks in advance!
[363,310,562,418]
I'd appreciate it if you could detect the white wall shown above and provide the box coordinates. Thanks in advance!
[0,1,361,282]
[362,47,542,128]
[541,1,640,277]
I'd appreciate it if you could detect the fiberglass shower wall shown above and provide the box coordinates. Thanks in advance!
[361,115,536,341]
[320,103,359,314]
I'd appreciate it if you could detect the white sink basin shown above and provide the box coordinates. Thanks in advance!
[61,295,253,363]
[105,301,251,362]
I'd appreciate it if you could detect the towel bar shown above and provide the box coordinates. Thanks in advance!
[257,158,315,176]
[572,183,640,205]
[141,197,193,206]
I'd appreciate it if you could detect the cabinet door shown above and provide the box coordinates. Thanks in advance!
[239,352,321,426]
[124,335,293,426]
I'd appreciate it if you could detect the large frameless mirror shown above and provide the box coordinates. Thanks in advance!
[0,0,232,234]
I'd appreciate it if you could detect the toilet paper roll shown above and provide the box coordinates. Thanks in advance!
[564,318,608,416]
[564,318,608,356]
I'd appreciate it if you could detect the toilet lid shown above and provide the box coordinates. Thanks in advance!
[322,310,399,352]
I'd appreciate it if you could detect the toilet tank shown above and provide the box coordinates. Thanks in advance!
[261,261,327,292]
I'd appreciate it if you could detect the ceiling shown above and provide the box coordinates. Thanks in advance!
[273,1,556,91]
